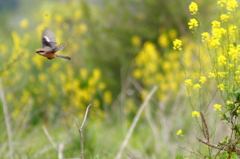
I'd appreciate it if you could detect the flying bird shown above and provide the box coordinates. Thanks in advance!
[36,28,71,60]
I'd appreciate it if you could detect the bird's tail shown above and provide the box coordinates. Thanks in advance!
[56,54,71,60]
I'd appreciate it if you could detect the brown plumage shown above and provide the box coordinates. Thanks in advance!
[36,28,71,60]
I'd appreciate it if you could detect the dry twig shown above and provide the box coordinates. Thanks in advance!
[115,86,158,159]
[75,103,93,159]
[0,81,14,159]
[200,112,209,142]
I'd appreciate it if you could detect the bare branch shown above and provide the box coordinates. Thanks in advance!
[42,126,58,150]
[200,112,209,142]
[80,103,93,129]
[0,81,14,159]
[75,103,93,159]
[197,138,218,149]
[115,86,158,159]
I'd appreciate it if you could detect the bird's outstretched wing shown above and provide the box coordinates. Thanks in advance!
[41,28,58,50]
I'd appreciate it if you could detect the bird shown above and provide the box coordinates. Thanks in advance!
[36,28,71,60]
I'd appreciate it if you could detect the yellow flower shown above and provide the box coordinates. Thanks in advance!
[74,10,82,20]
[188,19,198,29]
[132,35,141,47]
[173,39,182,51]
[158,33,169,47]
[38,74,47,83]
[218,72,227,77]
[202,32,210,43]
[133,69,142,79]
[218,55,227,65]
[169,29,177,40]
[20,19,28,29]
[55,14,63,23]
[229,25,237,34]
[212,28,226,39]
[214,104,222,111]
[226,0,238,11]
[220,14,229,21]
[189,2,198,15]
[227,101,233,104]
[218,84,224,90]
[210,38,220,48]
[229,64,234,68]
[199,76,206,84]
[176,129,183,136]
[80,68,88,79]
[212,21,221,28]
[193,84,201,89]
[185,79,192,86]
[192,111,200,117]
[218,0,227,7]
[98,82,106,90]
[104,90,112,105]
[208,72,216,78]
[79,24,87,34]
[228,46,238,60]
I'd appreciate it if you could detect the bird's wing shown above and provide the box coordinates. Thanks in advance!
[42,28,58,50]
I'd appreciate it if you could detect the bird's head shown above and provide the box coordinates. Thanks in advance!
[36,49,45,54]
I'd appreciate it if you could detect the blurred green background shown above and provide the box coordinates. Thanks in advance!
[0,0,217,158]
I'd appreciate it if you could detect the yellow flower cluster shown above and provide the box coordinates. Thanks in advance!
[192,111,200,117]
[193,84,201,89]
[188,19,198,29]
[133,39,182,102]
[199,76,206,84]
[218,55,227,65]
[189,2,198,15]
[173,39,182,51]
[214,104,222,111]
[220,14,229,21]
[176,129,184,136]
[185,79,192,86]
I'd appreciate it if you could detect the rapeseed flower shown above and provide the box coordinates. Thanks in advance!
[218,72,227,77]
[226,0,238,12]
[199,76,206,84]
[176,129,183,136]
[220,14,229,21]
[208,72,216,78]
[212,21,221,28]
[173,39,182,51]
[74,10,82,20]
[214,104,222,111]
[20,19,28,29]
[188,19,198,29]
[192,111,200,117]
[210,39,220,48]
[193,84,201,89]
[158,33,169,47]
[201,32,210,43]
[218,84,224,90]
[55,14,63,23]
[218,55,227,65]
[132,35,141,47]
[104,91,112,104]
[217,0,227,7]
[185,79,192,86]
[189,2,198,15]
